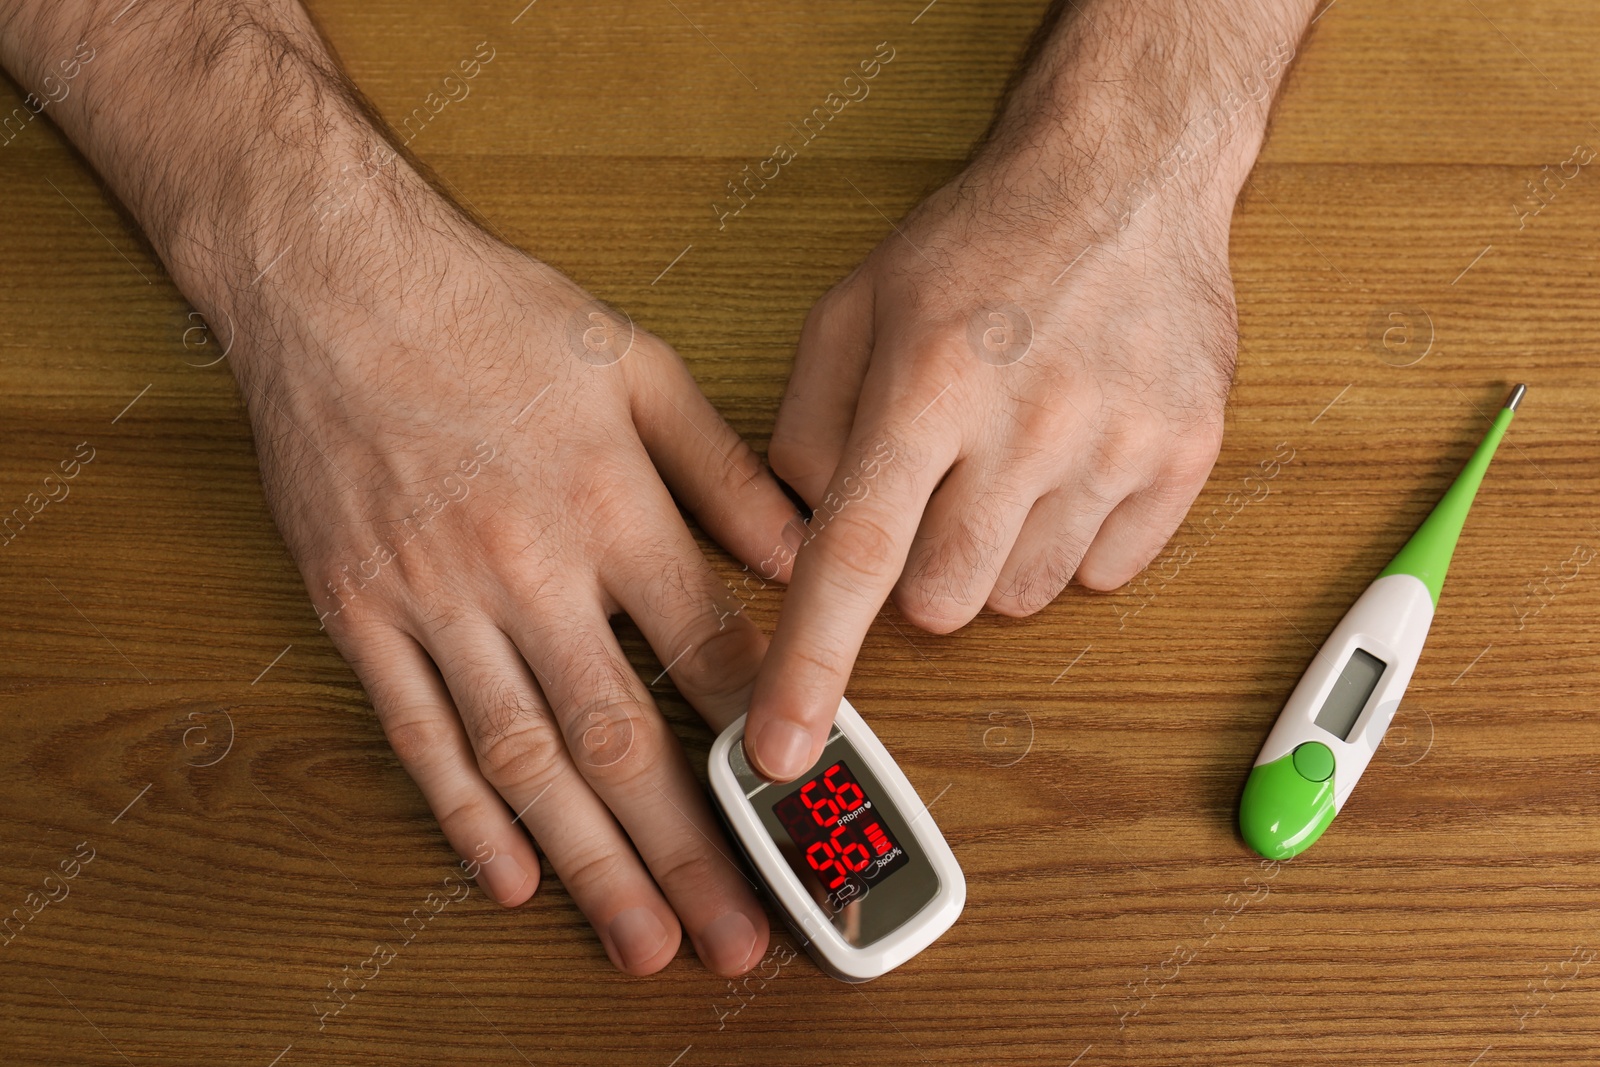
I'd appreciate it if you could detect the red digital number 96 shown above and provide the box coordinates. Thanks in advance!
[804,828,872,888]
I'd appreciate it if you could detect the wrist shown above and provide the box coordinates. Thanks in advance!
[169,122,514,388]
[165,118,435,321]
[22,1,495,372]
[968,0,1310,241]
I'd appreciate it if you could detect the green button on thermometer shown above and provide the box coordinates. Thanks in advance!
[1240,385,1524,859]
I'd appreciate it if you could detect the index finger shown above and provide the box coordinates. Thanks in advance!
[745,395,959,781]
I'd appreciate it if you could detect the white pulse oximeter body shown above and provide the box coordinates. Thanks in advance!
[708,698,965,982]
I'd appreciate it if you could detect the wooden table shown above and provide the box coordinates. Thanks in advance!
[3,0,1598,1062]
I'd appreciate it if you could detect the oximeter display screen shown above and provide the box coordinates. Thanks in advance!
[1314,647,1387,740]
[771,760,910,902]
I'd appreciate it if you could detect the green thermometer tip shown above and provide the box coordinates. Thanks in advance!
[1376,384,1525,606]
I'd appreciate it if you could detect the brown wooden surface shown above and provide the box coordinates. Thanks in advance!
[3,0,1599,1063]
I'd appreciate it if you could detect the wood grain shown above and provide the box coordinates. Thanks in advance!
[3,0,1599,1063]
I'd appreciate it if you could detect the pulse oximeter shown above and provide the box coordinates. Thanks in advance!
[708,698,965,982]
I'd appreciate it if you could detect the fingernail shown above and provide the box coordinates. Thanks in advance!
[481,855,534,906]
[700,911,758,976]
[756,720,814,781]
[609,907,669,972]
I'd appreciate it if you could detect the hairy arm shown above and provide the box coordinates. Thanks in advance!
[0,0,416,344]
[748,0,1319,779]
[1,0,803,978]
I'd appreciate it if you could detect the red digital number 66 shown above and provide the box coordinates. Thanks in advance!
[802,763,867,828]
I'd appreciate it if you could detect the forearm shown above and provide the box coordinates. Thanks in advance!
[976,0,1318,232]
[0,0,455,362]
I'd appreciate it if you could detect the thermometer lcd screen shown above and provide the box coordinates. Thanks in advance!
[1314,648,1387,740]
[771,760,911,904]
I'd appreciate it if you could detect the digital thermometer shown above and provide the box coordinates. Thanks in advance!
[1239,384,1525,859]
[708,699,965,982]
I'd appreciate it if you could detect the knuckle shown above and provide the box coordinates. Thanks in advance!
[471,503,538,561]
[788,641,854,686]
[1076,553,1145,593]
[649,846,726,899]
[893,583,973,633]
[400,597,478,644]
[1091,414,1160,478]
[471,694,565,790]
[814,509,901,583]
[989,580,1047,618]
[1074,535,1157,593]
[561,695,658,785]
[1167,421,1225,489]
[896,516,1007,633]
[1006,359,1084,440]
[433,794,499,841]
[1016,394,1083,455]
[543,634,654,782]
[558,845,635,897]
[993,547,1080,617]
[799,274,870,346]
[382,711,460,769]
[671,623,762,705]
